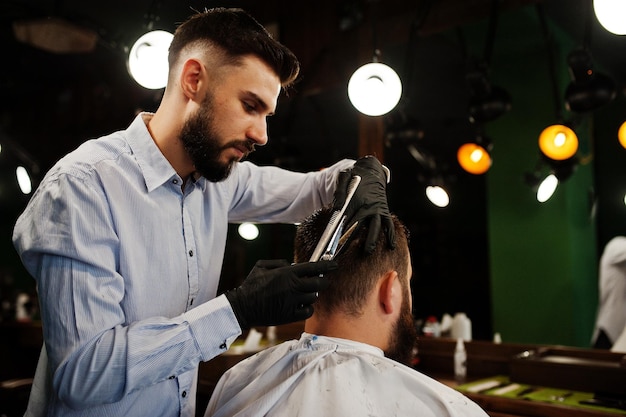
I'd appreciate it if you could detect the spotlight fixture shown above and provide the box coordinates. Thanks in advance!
[128,30,173,90]
[538,124,578,161]
[0,135,40,211]
[348,56,402,116]
[524,168,558,203]
[457,135,493,175]
[536,174,559,203]
[425,183,450,208]
[524,154,578,203]
[593,0,626,35]
[564,48,616,113]
[406,144,451,208]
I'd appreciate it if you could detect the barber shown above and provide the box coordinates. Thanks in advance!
[12,7,393,417]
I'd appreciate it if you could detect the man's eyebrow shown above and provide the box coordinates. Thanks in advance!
[244,91,275,116]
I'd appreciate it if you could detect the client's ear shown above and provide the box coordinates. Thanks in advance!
[379,270,401,316]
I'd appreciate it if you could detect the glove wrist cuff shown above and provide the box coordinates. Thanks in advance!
[225,290,250,330]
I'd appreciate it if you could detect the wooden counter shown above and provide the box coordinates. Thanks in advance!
[415,337,626,417]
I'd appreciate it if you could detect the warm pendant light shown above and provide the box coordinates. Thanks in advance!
[538,124,578,160]
[128,30,173,89]
[348,61,402,116]
[457,143,491,175]
[618,121,626,149]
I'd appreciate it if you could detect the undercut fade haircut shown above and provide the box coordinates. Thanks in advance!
[168,7,300,88]
[294,207,410,318]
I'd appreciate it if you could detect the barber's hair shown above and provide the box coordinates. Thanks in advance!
[168,7,300,88]
[294,207,410,318]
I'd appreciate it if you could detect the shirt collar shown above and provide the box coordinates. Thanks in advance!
[126,112,198,192]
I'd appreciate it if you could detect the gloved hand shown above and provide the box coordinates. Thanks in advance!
[333,155,395,254]
[225,259,336,330]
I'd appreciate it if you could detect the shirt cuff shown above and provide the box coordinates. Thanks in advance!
[184,294,241,362]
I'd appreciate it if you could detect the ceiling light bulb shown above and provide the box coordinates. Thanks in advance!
[538,124,578,160]
[457,143,491,174]
[128,30,173,89]
[348,62,402,116]
[593,0,626,35]
[426,185,449,208]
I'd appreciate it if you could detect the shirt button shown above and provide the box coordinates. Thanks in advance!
[169,375,175,379]
[173,179,179,184]
[182,391,187,398]
[219,342,227,350]
[188,250,194,257]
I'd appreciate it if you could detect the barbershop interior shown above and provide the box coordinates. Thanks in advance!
[1,0,626,416]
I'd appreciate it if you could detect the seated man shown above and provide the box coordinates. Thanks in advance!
[205,208,488,416]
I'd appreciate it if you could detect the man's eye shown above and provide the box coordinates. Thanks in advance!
[243,102,256,112]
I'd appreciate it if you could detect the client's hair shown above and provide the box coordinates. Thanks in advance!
[294,207,410,318]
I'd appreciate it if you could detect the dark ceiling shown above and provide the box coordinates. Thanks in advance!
[1,0,625,183]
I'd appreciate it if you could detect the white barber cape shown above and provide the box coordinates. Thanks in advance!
[205,333,489,417]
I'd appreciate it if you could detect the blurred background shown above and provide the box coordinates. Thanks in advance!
[1,0,626,350]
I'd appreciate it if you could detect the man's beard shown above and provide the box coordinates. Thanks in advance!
[385,287,418,366]
[180,95,254,182]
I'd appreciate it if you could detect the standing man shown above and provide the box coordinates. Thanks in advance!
[12,7,394,416]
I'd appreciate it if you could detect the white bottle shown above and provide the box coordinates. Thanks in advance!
[451,312,472,341]
[454,338,467,383]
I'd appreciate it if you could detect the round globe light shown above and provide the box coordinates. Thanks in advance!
[594,0,626,35]
[128,30,173,89]
[348,62,402,116]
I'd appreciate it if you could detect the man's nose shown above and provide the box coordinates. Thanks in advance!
[246,118,268,146]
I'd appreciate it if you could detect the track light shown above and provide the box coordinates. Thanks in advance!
[536,174,558,203]
[128,30,173,90]
[538,124,578,161]
[564,48,616,113]
[425,184,450,208]
[524,155,578,203]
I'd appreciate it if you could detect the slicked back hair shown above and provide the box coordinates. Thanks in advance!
[294,207,410,318]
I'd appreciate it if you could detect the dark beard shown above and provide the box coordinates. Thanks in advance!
[180,95,254,182]
[384,288,418,366]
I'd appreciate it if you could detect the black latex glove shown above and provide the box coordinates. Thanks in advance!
[225,259,336,330]
[333,155,395,254]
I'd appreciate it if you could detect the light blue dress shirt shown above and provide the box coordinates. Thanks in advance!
[12,113,354,416]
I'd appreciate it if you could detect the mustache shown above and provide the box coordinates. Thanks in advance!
[224,139,256,156]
